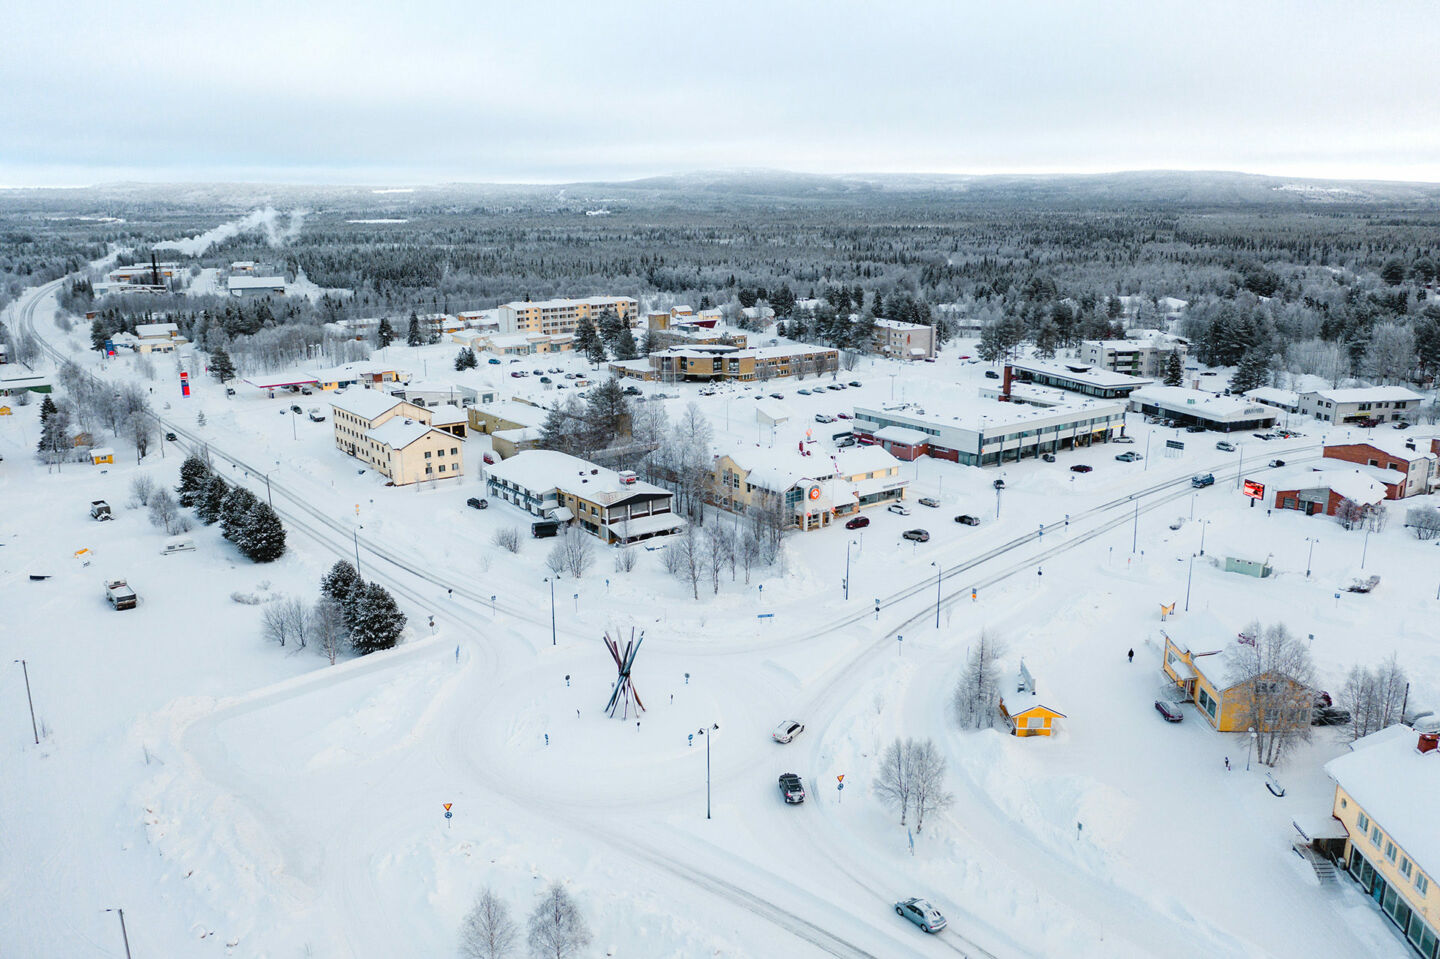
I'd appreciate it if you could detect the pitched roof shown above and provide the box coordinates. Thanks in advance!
[330,390,406,420]
[366,419,443,450]
[1325,725,1440,873]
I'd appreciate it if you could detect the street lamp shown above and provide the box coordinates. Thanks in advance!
[1184,553,1196,612]
[104,908,133,959]
[264,467,278,507]
[353,525,363,578]
[1247,726,1257,771]
[1199,519,1210,557]
[544,577,557,646]
[1305,536,1318,578]
[13,659,38,745]
[930,561,941,629]
[844,539,859,600]
[1361,525,1372,570]
[697,723,719,819]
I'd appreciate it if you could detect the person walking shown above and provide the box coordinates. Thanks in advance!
[1127,648,1134,663]
[1225,756,1231,771]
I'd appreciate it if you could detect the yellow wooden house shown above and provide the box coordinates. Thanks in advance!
[1161,622,1310,732]
[998,697,1066,737]
[89,447,115,465]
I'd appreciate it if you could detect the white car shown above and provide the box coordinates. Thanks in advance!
[772,720,805,744]
[888,503,911,516]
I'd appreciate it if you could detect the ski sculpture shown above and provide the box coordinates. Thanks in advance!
[604,629,646,719]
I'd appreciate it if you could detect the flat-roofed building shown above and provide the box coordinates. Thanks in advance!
[227,276,287,298]
[1081,333,1188,377]
[853,398,1125,467]
[1298,386,1425,425]
[1007,360,1152,400]
[498,297,639,336]
[485,449,683,545]
[646,344,839,382]
[1128,386,1278,433]
[872,318,936,360]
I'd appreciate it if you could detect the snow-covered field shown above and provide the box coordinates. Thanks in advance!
[3,271,1436,957]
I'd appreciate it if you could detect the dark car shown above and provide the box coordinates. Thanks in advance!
[1312,706,1352,726]
[1268,459,1285,468]
[902,529,930,542]
[1070,464,1093,473]
[622,386,642,396]
[1191,473,1215,488]
[1185,425,1206,433]
[848,381,862,388]
[1155,700,1184,723]
[466,497,488,510]
[164,432,177,442]
[290,404,303,414]
[954,515,979,526]
[778,773,806,804]
[225,387,236,395]
[984,370,1000,379]
[770,392,784,400]
[1253,432,1273,441]
[1041,453,1056,462]
[845,516,870,530]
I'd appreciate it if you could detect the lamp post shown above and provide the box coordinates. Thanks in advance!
[13,659,38,745]
[1305,536,1317,578]
[1144,431,1152,470]
[1247,726,1257,771]
[1199,519,1210,556]
[544,577,557,646]
[353,526,363,578]
[930,561,941,629]
[104,908,133,959]
[697,723,718,819]
[844,539,858,600]
[1132,499,1139,554]
[1184,553,1196,612]
[1361,526,1372,570]
[264,467,278,507]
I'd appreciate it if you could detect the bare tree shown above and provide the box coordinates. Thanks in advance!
[666,525,705,599]
[147,488,185,534]
[261,596,310,649]
[545,541,567,577]
[613,547,638,573]
[128,474,158,507]
[873,737,914,826]
[1406,506,1440,540]
[841,349,860,371]
[460,886,517,959]
[704,524,733,593]
[738,528,761,583]
[492,526,521,554]
[1339,654,1409,740]
[1335,497,1365,531]
[311,596,348,665]
[1365,502,1388,533]
[124,411,156,463]
[1230,621,1316,766]
[526,882,591,959]
[952,631,1006,730]
[563,533,595,579]
[908,738,953,833]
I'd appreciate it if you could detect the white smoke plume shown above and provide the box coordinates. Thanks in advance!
[156,207,307,256]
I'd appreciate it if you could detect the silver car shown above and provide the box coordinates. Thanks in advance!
[895,897,947,933]
[772,720,805,744]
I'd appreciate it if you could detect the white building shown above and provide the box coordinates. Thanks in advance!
[133,322,189,354]
[871,318,936,360]
[485,450,683,545]
[497,297,639,336]
[1081,333,1189,378]
[853,398,1126,467]
[1128,386,1279,433]
[227,275,286,298]
[1297,387,1425,425]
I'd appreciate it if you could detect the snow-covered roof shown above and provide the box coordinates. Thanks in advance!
[227,275,286,291]
[1302,386,1424,404]
[754,399,791,422]
[1010,359,1153,390]
[488,450,670,504]
[611,513,687,537]
[1326,438,1438,463]
[503,296,636,311]
[873,425,929,445]
[1245,387,1300,407]
[330,391,406,420]
[833,446,899,477]
[1130,386,1279,424]
[873,317,929,332]
[1325,725,1440,874]
[492,427,542,443]
[135,322,178,338]
[366,419,440,450]
[427,404,467,426]
[473,400,546,428]
[309,363,408,383]
[1264,467,1386,505]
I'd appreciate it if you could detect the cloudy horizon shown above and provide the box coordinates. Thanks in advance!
[4,0,1438,188]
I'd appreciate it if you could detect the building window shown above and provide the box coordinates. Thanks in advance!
[1371,824,1383,846]
[1416,872,1429,896]
[438,464,446,473]
[1400,857,1412,879]
[425,451,432,459]
[1385,840,1398,863]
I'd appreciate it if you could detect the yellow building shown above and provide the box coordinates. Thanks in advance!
[1325,724,1440,958]
[1160,624,1310,732]
[498,297,639,336]
[645,344,840,383]
[330,392,463,485]
[709,445,907,531]
[997,697,1065,737]
[89,447,115,465]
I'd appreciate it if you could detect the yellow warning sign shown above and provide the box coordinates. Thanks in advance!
[443,803,452,812]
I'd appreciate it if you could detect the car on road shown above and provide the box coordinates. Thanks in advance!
[797,388,812,395]
[1155,700,1184,723]
[778,773,806,804]
[815,413,836,423]
[164,431,177,441]
[902,529,930,542]
[1191,473,1215,488]
[1216,440,1236,452]
[918,497,940,508]
[290,404,303,414]
[466,497,489,510]
[1115,451,1142,462]
[894,898,947,934]
[769,392,784,399]
[1070,464,1093,473]
[1268,459,1285,468]
[954,514,980,526]
[1041,452,1056,462]
[848,381,862,388]
[1113,435,1135,444]
[887,503,911,515]
[844,516,870,530]
[992,478,1005,489]
[224,386,236,395]
[772,720,805,744]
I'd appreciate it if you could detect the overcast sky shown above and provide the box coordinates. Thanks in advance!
[3,0,1437,186]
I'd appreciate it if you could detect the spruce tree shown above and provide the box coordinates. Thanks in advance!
[574,320,603,364]
[177,455,213,506]
[612,326,639,361]
[37,395,71,462]
[349,582,406,653]
[1229,347,1271,395]
[209,346,236,382]
[90,318,109,352]
[1163,351,1184,387]
[240,503,287,562]
[407,313,423,346]
[219,485,260,542]
[196,474,229,524]
[377,318,395,347]
[321,560,366,627]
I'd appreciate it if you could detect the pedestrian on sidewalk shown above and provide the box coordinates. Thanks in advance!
[1127,648,1134,663]
[1225,756,1231,771]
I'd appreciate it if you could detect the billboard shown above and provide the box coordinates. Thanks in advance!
[1242,479,1265,500]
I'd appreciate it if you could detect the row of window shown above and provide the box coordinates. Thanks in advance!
[422,447,460,459]
[1357,810,1431,896]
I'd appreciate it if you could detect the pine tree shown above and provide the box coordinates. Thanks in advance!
[612,326,639,361]
[37,395,71,463]
[350,582,406,653]
[407,313,423,346]
[1229,347,1271,395]
[239,503,287,562]
[596,310,624,350]
[219,485,260,542]
[377,318,395,347]
[177,455,213,506]
[584,377,630,449]
[196,474,229,524]
[90,318,109,352]
[455,347,477,371]
[321,560,366,627]
[575,320,604,365]
[209,346,236,382]
[1163,350,1184,387]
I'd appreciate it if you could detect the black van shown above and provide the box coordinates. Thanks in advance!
[532,520,561,538]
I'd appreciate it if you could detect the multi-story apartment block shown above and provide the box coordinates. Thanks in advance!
[871,318,936,360]
[709,445,907,531]
[638,344,839,382]
[1297,387,1425,425]
[1081,334,1189,377]
[330,391,463,485]
[485,450,684,545]
[497,297,639,336]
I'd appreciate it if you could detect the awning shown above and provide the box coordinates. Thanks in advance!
[1292,816,1348,842]
[551,507,574,521]
[610,513,686,539]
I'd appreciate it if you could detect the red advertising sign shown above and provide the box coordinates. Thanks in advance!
[1242,480,1265,500]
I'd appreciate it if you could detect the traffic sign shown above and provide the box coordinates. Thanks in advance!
[837,774,845,783]
[443,803,452,812]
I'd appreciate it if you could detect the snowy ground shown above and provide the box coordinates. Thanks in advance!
[3,270,1436,958]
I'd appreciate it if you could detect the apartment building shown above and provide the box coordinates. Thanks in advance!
[134,322,189,355]
[1298,387,1425,425]
[1325,724,1440,958]
[1081,333,1189,377]
[330,391,463,485]
[485,450,683,545]
[642,344,840,382]
[872,318,936,360]
[497,297,639,336]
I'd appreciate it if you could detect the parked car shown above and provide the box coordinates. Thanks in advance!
[902,529,930,542]
[1216,440,1237,452]
[815,413,836,423]
[466,497,488,510]
[622,386,642,396]
[308,409,326,422]
[797,388,812,395]
[769,392,784,400]
[1253,432,1273,441]
[1268,459,1285,468]
[1312,706,1353,726]
[1185,425,1206,433]
[894,898,947,934]
[1155,700,1184,723]
[482,453,495,465]
[531,520,561,538]
[300,387,313,395]
[164,431,177,441]
[1115,452,1142,462]
[848,381,862,388]
[772,720,805,744]
[510,371,524,378]
[836,412,852,419]
[1191,473,1215,488]
[225,387,236,395]
[845,516,870,530]
[778,773,806,804]
[1041,453,1056,462]
[539,376,552,384]
[918,497,940,508]
[1070,464,1093,473]
[290,404,303,414]
[1113,435,1135,444]
[954,514,979,526]
[1393,421,1411,430]
[488,357,501,364]
[888,503,911,516]
[984,370,1000,379]
[992,478,1005,489]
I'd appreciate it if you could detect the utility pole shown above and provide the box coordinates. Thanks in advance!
[104,908,133,959]
[698,723,717,819]
[1132,499,1139,553]
[930,561,941,629]
[14,659,38,744]
[1185,553,1196,612]
[545,577,557,646]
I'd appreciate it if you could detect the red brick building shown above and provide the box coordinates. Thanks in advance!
[1322,440,1437,499]
[1267,468,1387,516]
